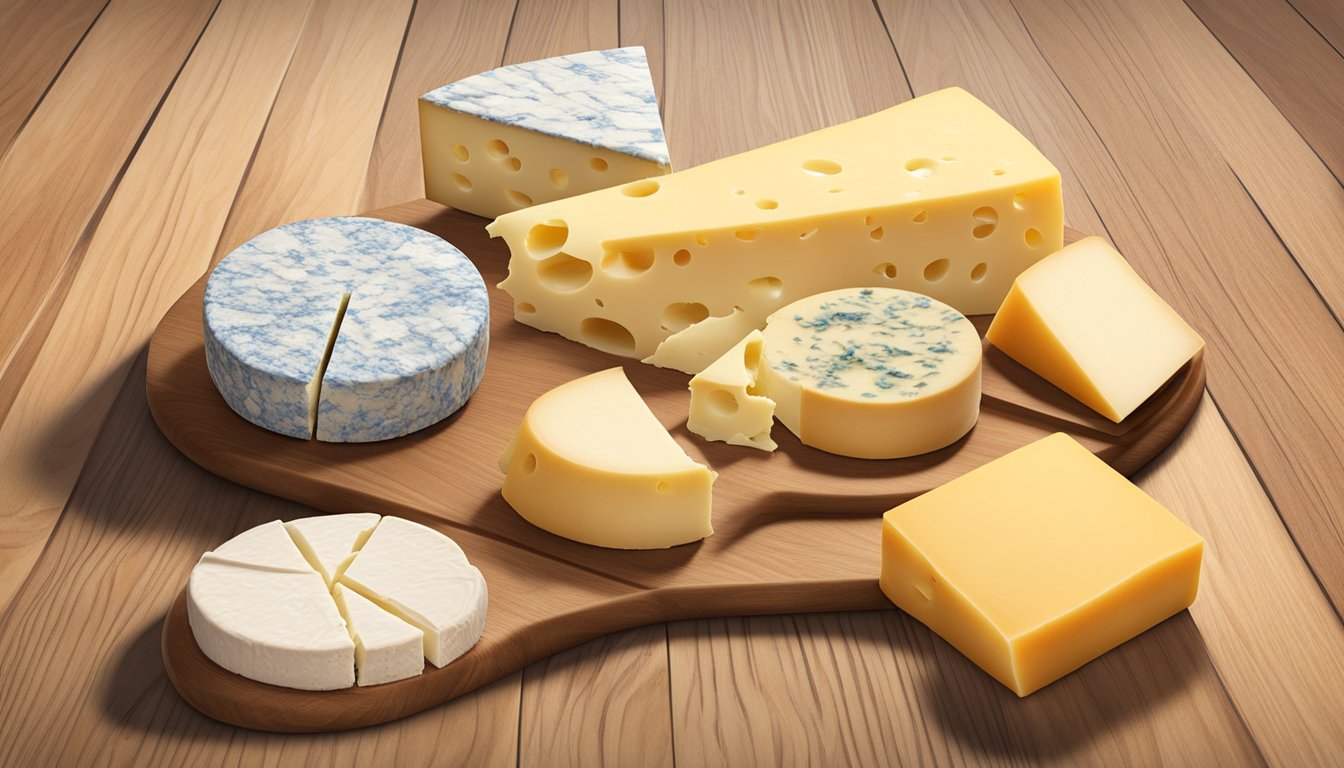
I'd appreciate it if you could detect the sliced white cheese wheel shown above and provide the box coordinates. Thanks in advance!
[688,330,777,451]
[203,216,489,443]
[332,583,424,686]
[499,367,716,549]
[202,519,313,573]
[338,517,488,667]
[420,47,670,219]
[187,560,355,690]
[758,288,982,459]
[284,513,381,586]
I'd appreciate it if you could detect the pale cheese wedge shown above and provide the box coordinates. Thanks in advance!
[332,583,425,686]
[499,367,716,549]
[285,513,381,586]
[338,517,488,667]
[201,519,313,573]
[688,330,776,451]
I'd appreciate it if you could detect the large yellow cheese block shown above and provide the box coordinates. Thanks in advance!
[687,330,777,451]
[880,433,1204,696]
[985,236,1204,422]
[499,368,716,549]
[758,288,981,459]
[490,87,1063,369]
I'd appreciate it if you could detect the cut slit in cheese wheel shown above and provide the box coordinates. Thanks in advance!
[985,236,1205,423]
[491,87,1063,366]
[420,47,671,219]
[688,330,777,451]
[499,368,716,549]
[203,217,489,443]
[187,516,488,689]
[758,288,981,459]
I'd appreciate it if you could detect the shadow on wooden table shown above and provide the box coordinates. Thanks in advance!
[919,610,1209,762]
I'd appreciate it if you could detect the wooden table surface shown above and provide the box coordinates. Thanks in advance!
[2,0,1343,764]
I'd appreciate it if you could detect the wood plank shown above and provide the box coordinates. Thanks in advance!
[0,360,519,766]
[1288,0,1344,59]
[360,0,516,210]
[974,0,1344,612]
[0,0,218,383]
[669,610,1262,766]
[209,0,416,263]
[1185,0,1344,185]
[663,0,910,168]
[0,0,109,156]
[519,626,673,768]
[0,0,312,616]
[619,0,665,99]
[503,0,617,65]
[879,0,1344,760]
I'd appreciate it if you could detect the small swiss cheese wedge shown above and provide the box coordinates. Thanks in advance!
[338,517,488,668]
[985,236,1204,422]
[499,367,716,549]
[880,433,1204,696]
[758,288,981,459]
[687,330,776,451]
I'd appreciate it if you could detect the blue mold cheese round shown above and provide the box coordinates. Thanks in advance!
[758,287,981,459]
[203,217,489,442]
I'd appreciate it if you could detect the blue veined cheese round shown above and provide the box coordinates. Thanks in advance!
[758,287,981,459]
[204,217,489,442]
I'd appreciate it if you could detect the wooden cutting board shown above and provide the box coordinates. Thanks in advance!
[148,200,1204,732]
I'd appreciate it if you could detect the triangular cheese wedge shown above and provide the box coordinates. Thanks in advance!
[285,513,381,586]
[420,47,671,218]
[499,367,715,549]
[688,330,776,451]
[201,520,313,573]
[332,583,424,686]
[986,236,1203,422]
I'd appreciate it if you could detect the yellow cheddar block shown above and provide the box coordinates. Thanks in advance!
[499,368,715,549]
[986,236,1204,422]
[879,433,1203,696]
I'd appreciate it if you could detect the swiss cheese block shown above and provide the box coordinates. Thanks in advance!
[203,217,489,442]
[879,433,1204,696]
[758,288,981,459]
[333,583,425,686]
[285,513,381,586]
[687,330,776,451]
[499,367,716,549]
[491,87,1062,368]
[986,236,1204,422]
[338,516,488,667]
[420,47,671,219]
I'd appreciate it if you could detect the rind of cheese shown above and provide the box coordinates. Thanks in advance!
[338,517,488,668]
[642,308,759,375]
[187,560,355,691]
[284,513,381,586]
[758,288,981,459]
[499,368,715,549]
[688,330,776,451]
[986,236,1204,422]
[204,217,489,443]
[880,433,1204,696]
[491,87,1063,361]
[420,47,671,219]
[333,583,424,686]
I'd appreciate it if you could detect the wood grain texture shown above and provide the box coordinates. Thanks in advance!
[360,0,516,210]
[1008,0,1344,621]
[0,0,109,155]
[0,0,311,621]
[0,0,217,381]
[2,0,1343,762]
[150,205,1201,730]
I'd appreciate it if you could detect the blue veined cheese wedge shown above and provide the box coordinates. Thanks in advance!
[419,46,671,219]
[203,217,489,443]
[758,287,982,459]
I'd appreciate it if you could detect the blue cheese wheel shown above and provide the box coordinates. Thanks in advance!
[758,288,981,459]
[204,217,489,442]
